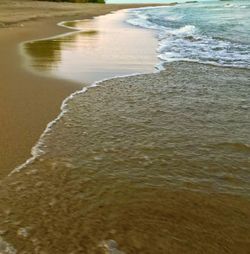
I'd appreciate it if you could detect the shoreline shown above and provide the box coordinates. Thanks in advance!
[12,59,250,176]
[0,2,168,177]
[16,5,250,176]
[1,61,249,253]
[0,2,249,253]
[11,71,151,176]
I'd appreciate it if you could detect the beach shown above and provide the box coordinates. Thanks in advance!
[0,1,249,253]
[0,0,163,176]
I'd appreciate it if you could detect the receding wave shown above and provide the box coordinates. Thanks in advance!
[12,62,250,197]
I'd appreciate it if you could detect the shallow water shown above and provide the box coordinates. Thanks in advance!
[24,62,250,196]
[0,62,249,253]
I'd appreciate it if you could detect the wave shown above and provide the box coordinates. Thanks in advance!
[10,71,151,175]
[126,4,250,68]
[224,3,247,8]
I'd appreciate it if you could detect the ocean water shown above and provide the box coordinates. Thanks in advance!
[127,0,250,68]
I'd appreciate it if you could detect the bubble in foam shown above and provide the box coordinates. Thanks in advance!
[0,236,16,254]
[99,239,125,254]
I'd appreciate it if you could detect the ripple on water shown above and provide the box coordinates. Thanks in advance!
[1,62,249,253]
[25,61,250,196]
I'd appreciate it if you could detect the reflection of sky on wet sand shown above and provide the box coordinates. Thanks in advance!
[24,10,158,85]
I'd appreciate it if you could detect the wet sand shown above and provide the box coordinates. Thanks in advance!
[0,1,166,176]
[22,10,159,84]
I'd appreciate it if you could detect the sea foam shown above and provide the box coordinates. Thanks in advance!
[126,1,250,68]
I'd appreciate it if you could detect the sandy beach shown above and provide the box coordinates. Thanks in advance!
[0,1,249,253]
[0,0,164,176]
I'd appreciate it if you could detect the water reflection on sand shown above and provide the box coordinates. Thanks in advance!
[24,10,158,84]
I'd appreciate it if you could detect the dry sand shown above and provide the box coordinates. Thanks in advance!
[0,0,166,27]
[0,0,165,176]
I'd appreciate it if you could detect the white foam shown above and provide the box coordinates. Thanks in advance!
[126,5,250,68]
[0,236,16,254]
[99,239,125,254]
[10,67,158,176]
[224,4,235,8]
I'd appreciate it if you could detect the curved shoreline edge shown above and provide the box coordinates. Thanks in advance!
[13,3,249,176]
[0,2,170,175]
[13,7,161,176]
